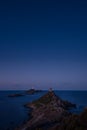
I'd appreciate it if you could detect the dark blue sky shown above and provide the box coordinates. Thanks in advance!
[0,0,87,90]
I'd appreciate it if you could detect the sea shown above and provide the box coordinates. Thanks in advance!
[0,90,87,130]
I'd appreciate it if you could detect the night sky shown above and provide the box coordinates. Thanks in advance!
[0,0,87,90]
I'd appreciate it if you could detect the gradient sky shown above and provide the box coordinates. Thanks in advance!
[0,0,87,90]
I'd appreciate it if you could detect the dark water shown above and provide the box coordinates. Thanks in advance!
[0,90,87,130]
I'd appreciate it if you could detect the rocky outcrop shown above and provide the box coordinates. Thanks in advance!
[25,89,42,95]
[25,90,76,110]
[8,93,24,97]
[8,89,42,98]
[49,108,87,130]
[15,90,76,130]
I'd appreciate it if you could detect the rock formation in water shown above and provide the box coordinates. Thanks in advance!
[8,93,24,97]
[8,89,42,97]
[15,90,76,130]
[25,89,42,95]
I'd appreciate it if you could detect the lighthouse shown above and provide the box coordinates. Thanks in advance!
[49,87,53,92]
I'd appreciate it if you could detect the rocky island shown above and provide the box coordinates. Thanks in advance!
[25,88,42,95]
[8,89,42,98]
[15,89,77,130]
[8,93,24,97]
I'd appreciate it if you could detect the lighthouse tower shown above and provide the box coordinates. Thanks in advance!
[32,86,34,90]
[49,87,53,92]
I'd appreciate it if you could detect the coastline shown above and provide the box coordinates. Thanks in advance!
[0,90,87,130]
[15,90,77,130]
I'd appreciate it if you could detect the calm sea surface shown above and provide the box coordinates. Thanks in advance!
[0,90,87,130]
